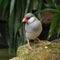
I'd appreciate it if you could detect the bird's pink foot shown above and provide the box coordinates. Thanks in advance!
[28,45,33,50]
[38,40,45,44]
[37,38,45,44]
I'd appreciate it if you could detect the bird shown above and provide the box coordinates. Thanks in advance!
[22,13,42,50]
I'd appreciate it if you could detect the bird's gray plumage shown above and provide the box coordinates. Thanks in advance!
[25,17,42,33]
[24,13,42,39]
[25,13,34,19]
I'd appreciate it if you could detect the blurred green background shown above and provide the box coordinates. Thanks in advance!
[0,0,60,60]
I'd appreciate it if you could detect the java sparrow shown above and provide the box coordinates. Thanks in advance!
[22,13,42,50]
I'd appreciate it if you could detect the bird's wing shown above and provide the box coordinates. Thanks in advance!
[31,21,42,32]
[25,17,42,33]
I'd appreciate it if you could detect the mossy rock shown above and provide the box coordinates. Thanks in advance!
[10,39,60,60]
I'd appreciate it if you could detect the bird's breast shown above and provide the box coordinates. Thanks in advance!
[25,29,42,39]
[25,20,42,33]
[25,21,42,39]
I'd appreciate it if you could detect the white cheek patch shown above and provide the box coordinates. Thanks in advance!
[28,17,35,23]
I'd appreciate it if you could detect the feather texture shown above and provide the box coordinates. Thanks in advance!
[25,16,42,39]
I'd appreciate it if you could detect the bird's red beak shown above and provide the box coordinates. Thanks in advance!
[22,17,28,23]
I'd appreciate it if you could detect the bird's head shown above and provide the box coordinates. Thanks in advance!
[22,13,34,23]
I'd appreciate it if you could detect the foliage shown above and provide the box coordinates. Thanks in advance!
[0,0,43,53]
[0,0,60,54]
[43,0,60,39]
[35,0,60,40]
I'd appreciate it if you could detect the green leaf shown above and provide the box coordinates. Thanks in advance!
[0,0,9,17]
[7,0,16,53]
[27,0,34,13]
[8,12,15,54]
[2,0,9,16]
[8,0,15,41]
[8,11,14,43]
[45,0,56,8]
[47,13,60,39]
[35,0,43,19]
[12,0,29,47]
[25,0,30,14]
[33,0,38,10]
[10,0,15,15]
[35,8,60,14]
[0,0,3,6]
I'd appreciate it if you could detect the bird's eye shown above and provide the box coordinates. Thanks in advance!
[27,17,30,20]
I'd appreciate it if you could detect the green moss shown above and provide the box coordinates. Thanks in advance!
[10,39,60,60]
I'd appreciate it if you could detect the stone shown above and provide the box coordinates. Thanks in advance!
[10,39,60,60]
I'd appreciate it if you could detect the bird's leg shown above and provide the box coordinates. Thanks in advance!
[27,39,33,50]
[36,38,45,44]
